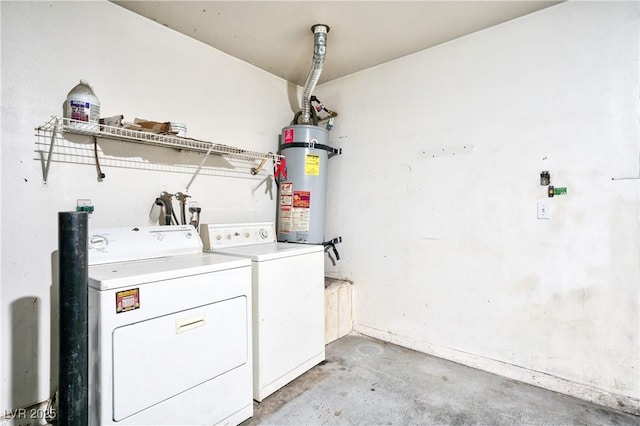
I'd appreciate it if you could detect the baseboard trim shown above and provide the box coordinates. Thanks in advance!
[353,324,640,417]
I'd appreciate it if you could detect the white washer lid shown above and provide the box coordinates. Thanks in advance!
[88,252,250,290]
[209,242,323,262]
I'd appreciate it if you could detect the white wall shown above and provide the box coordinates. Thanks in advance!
[3,0,639,415]
[1,1,292,411]
[320,1,640,410]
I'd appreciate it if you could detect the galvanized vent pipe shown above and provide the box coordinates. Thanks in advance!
[301,24,329,124]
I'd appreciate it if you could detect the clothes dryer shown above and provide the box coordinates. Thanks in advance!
[87,225,252,425]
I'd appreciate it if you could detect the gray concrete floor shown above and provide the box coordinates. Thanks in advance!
[242,334,639,425]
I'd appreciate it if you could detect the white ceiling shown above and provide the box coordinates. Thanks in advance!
[112,1,561,86]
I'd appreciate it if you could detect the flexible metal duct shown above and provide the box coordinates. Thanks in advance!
[301,24,329,124]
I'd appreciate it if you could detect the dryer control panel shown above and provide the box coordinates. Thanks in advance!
[88,225,201,265]
[200,222,275,250]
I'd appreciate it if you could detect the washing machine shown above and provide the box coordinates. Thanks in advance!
[87,225,253,425]
[200,222,325,402]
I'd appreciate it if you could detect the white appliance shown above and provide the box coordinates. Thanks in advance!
[87,225,253,425]
[200,222,325,402]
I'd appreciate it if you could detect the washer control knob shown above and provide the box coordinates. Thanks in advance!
[259,229,269,239]
[226,234,231,240]
[216,235,222,241]
[245,232,250,238]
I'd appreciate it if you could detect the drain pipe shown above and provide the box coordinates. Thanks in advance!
[301,24,329,124]
[58,211,89,425]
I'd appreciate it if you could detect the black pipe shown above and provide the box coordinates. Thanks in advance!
[58,211,89,426]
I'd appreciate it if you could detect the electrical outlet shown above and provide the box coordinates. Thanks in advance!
[537,201,551,219]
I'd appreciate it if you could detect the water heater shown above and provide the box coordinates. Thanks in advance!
[276,24,341,261]
[277,125,331,243]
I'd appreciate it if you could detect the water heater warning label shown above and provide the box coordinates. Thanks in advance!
[305,154,320,175]
[291,208,309,232]
[278,184,311,233]
[116,288,140,313]
[293,191,310,208]
[279,183,293,233]
[279,206,292,233]
[280,182,293,196]
[292,190,311,232]
[283,128,294,144]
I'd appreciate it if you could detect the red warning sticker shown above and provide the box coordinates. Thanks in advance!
[284,128,294,144]
[116,288,140,313]
[293,191,310,208]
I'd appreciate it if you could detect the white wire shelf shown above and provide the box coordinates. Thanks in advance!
[36,116,283,186]
[37,116,282,162]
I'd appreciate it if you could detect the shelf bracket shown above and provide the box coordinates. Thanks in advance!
[42,118,59,184]
[93,136,106,182]
[251,157,268,175]
[185,146,213,192]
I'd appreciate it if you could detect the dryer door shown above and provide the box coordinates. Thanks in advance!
[112,295,248,421]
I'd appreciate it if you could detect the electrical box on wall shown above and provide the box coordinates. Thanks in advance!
[77,199,94,214]
[540,171,550,186]
[537,201,551,219]
[548,186,567,197]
